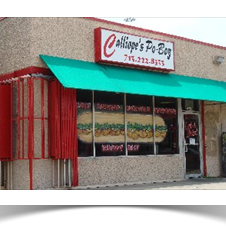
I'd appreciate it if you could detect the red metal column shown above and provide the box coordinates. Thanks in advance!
[0,84,12,160]
[48,80,78,186]
[60,87,78,186]
[28,78,34,190]
[21,78,25,159]
[17,80,21,159]
[48,80,61,159]
[72,88,78,186]
[41,79,45,159]
[10,82,13,161]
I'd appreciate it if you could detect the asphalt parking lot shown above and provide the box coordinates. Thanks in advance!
[73,178,226,190]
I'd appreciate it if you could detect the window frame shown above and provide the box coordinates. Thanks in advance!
[154,96,179,155]
[77,90,181,158]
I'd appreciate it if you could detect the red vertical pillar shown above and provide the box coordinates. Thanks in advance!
[0,84,12,160]
[48,80,62,159]
[28,78,34,190]
[48,79,78,186]
[60,86,78,186]
[70,88,78,186]
[41,79,45,159]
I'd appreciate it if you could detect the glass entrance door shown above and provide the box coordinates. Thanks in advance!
[183,114,201,176]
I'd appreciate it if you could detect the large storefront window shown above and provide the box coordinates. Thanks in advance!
[126,94,154,155]
[94,91,125,156]
[155,97,178,154]
[77,91,179,157]
[77,90,93,157]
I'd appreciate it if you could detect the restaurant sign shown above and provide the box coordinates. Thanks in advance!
[95,28,175,71]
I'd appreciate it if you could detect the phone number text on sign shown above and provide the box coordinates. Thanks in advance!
[124,54,165,67]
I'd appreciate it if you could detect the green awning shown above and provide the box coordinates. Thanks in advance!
[40,54,226,102]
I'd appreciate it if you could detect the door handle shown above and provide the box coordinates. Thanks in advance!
[185,145,188,153]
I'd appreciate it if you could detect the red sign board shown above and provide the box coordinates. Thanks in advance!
[95,28,175,71]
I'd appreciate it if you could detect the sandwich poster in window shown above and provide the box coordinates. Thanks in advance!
[77,102,93,143]
[126,111,166,143]
[77,98,94,157]
[94,102,125,156]
[77,95,169,156]
[94,103,125,143]
[77,103,168,144]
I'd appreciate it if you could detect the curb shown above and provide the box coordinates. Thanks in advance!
[69,179,184,190]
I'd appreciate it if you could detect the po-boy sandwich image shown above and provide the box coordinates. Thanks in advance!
[77,112,167,143]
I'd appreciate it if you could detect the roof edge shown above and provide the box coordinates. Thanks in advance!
[85,17,226,51]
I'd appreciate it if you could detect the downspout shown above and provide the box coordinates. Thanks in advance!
[201,101,207,176]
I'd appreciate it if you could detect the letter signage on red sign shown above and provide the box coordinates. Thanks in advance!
[95,28,175,71]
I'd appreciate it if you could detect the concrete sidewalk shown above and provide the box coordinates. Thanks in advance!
[72,178,226,190]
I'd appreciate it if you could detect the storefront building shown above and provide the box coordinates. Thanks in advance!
[1,17,226,189]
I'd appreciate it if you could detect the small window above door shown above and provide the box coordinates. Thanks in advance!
[182,99,199,112]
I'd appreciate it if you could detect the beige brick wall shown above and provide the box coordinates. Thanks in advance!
[0,18,32,75]
[12,160,30,190]
[12,159,53,190]
[30,18,226,82]
[204,102,226,177]
[1,17,226,82]
[78,155,184,186]
[33,159,52,190]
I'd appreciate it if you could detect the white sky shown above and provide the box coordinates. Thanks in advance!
[99,17,226,47]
